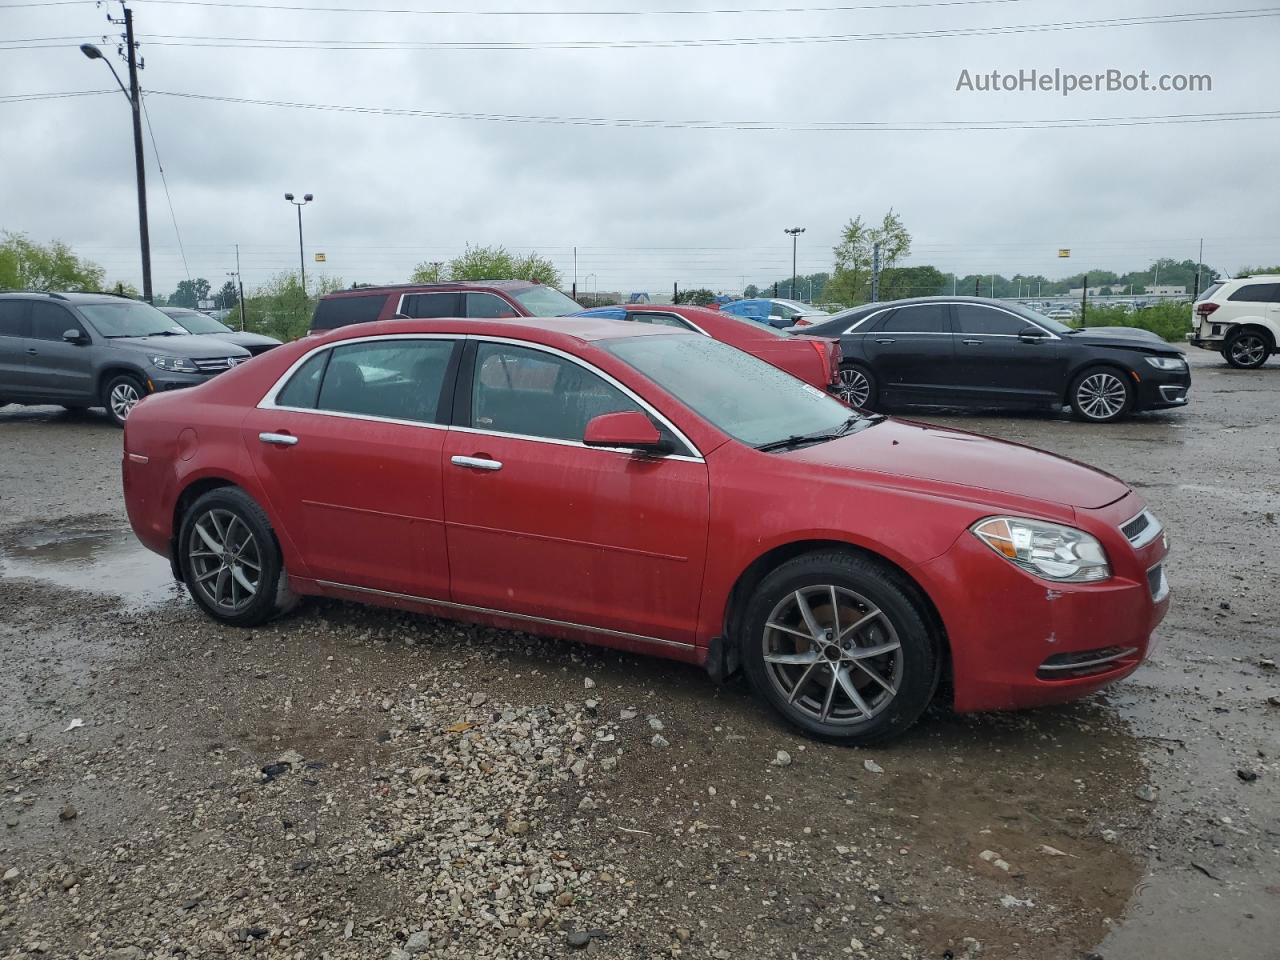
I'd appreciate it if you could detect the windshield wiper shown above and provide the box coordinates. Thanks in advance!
[755,415,883,453]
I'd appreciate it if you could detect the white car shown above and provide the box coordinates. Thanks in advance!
[1188,275,1280,368]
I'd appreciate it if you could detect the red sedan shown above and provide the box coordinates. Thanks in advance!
[122,317,1170,744]
[573,304,842,393]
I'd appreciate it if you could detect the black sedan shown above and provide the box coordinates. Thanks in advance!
[799,297,1190,423]
[160,307,282,356]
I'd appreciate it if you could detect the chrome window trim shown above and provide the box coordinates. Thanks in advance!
[842,308,891,335]
[468,335,705,461]
[841,302,1061,340]
[315,579,694,651]
[1122,508,1164,549]
[449,423,704,464]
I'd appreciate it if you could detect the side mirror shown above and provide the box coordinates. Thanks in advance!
[583,411,669,454]
[1018,326,1048,342]
[63,328,88,344]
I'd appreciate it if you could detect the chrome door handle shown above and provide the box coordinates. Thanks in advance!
[259,432,299,446]
[875,338,896,344]
[451,455,503,471]
[25,348,37,355]
[961,338,982,345]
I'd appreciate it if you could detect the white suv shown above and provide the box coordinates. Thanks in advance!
[1187,275,1280,368]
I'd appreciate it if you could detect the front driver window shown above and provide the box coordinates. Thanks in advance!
[955,305,1029,336]
[470,342,641,442]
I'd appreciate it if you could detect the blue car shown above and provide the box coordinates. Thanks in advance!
[719,298,829,329]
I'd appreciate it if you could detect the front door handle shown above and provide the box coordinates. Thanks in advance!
[875,338,896,344]
[960,339,982,345]
[25,348,37,355]
[259,432,299,446]
[451,455,503,471]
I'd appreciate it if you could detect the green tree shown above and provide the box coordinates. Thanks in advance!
[409,261,446,284]
[1233,264,1280,278]
[878,265,946,301]
[410,245,563,288]
[170,278,212,308]
[674,288,717,306]
[0,231,105,291]
[743,283,760,298]
[217,280,238,309]
[237,272,344,342]
[826,210,911,306]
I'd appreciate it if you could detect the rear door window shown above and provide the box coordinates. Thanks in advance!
[878,304,950,333]
[400,292,462,318]
[0,300,32,338]
[1227,283,1280,303]
[311,294,386,330]
[275,351,330,409]
[307,339,457,423]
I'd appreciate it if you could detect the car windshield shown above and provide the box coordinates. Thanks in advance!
[512,285,582,317]
[1005,302,1075,334]
[604,334,862,449]
[78,301,187,338]
[169,310,233,334]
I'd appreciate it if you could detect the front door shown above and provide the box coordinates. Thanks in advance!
[863,302,956,401]
[951,303,1065,403]
[245,335,460,599]
[442,340,710,645]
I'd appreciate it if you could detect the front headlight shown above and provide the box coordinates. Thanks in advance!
[971,517,1110,583]
[150,355,199,373]
[1144,356,1185,371]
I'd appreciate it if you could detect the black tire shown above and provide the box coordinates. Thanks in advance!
[1224,329,1271,369]
[740,550,939,745]
[177,487,291,627]
[837,362,879,411]
[1068,365,1133,423]
[102,372,146,427]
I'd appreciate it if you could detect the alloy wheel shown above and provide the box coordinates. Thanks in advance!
[187,508,262,613]
[838,367,871,407]
[109,382,141,421]
[762,585,903,726]
[1076,372,1128,420]
[1230,333,1267,367]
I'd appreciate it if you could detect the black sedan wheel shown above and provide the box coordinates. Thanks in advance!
[1224,330,1270,369]
[1069,366,1133,423]
[178,487,291,627]
[741,550,938,744]
[837,363,878,410]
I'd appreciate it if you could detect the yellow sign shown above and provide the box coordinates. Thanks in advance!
[1057,249,1071,258]
[314,252,327,262]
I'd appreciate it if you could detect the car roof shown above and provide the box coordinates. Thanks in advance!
[312,315,688,346]
[320,280,540,299]
[0,290,147,305]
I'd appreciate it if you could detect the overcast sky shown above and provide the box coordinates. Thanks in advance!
[1,0,1277,298]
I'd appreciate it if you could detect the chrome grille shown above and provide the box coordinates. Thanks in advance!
[192,356,243,374]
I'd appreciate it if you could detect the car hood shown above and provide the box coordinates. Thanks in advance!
[109,335,252,357]
[1065,327,1173,349]
[784,418,1130,510]
[189,331,282,349]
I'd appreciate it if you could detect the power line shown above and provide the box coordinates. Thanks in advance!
[0,89,114,101]
[139,95,192,284]
[142,90,1280,131]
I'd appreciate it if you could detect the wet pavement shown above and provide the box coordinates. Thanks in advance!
[0,350,1276,959]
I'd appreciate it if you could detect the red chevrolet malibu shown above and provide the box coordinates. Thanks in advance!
[122,318,1170,744]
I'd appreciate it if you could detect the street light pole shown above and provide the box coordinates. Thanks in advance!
[81,20,152,302]
[284,192,313,294]
[784,227,805,301]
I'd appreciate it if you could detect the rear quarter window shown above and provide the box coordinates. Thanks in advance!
[311,294,387,331]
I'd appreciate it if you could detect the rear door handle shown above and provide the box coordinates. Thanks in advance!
[875,338,896,344]
[961,339,982,345]
[259,432,298,446]
[451,455,503,471]
[25,348,37,355]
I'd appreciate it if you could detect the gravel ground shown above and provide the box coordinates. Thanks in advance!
[0,350,1276,960]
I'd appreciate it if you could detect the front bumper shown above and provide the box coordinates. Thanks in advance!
[921,499,1169,712]
[1133,366,1191,410]
[1187,335,1224,352]
[144,371,221,393]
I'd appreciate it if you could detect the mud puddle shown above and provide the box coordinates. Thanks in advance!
[0,525,183,608]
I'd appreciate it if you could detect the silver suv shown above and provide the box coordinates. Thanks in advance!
[1188,275,1280,368]
[0,291,251,426]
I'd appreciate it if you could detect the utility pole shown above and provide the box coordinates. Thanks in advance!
[233,243,247,331]
[952,274,957,296]
[870,242,881,303]
[974,276,980,297]
[673,281,679,303]
[1081,273,1088,322]
[572,246,577,301]
[121,7,151,303]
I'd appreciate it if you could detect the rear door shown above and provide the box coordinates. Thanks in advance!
[863,303,955,401]
[26,302,96,402]
[0,299,32,396]
[245,335,461,599]
[951,304,1065,403]
[441,339,710,645]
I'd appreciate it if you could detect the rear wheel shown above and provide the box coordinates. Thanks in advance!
[837,362,878,410]
[740,551,939,745]
[102,373,145,427]
[1069,366,1132,423]
[1224,329,1270,369]
[178,487,292,627]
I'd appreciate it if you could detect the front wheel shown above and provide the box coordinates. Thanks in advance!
[740,551,939,745]
[102,373,145,427]
[837,362,879,410]
[1069,366,1133,423]
[1224,329,1270,369]
[178,487,291,627]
